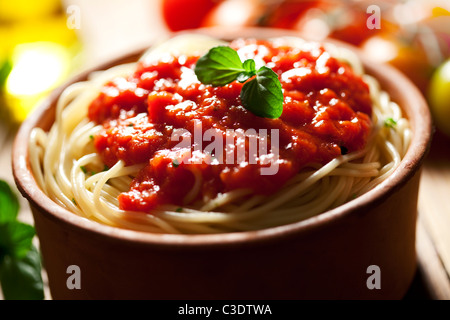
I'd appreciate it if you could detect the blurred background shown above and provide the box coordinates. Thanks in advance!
[0,0,449,299]
[1,0,450,135]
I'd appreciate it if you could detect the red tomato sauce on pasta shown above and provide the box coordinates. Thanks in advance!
[88,39,372,212]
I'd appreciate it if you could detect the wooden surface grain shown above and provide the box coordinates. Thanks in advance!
[415,130,450,299]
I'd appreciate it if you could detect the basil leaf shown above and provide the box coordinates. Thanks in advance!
[241,66,284,119]
[194,46,284,119]
[243,59,256,74]
[0,246,44,300]
[194,46,245,86]
[237,59,257,83]
[0,180,44,300]
[0,180,20,224]
[0,221,35,259]
[237,73,252,83]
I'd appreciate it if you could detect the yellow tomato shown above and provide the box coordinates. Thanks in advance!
[0,13,80,123]
[428,59,450,137]
[4,41,74,123]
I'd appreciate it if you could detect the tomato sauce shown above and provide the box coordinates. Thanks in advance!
[88,39,372,212]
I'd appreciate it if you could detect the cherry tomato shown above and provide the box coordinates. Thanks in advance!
[328,6,382,46]
[428,59,450,137]
[263,0,331,29]
[258,0,384,45]
[161,0,222,31]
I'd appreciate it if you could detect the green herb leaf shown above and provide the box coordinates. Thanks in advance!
[0,246,44,300]
[0,180,20,224]
[240,66,284,119]
[194,46,247,86]
[0,222,35,259]
[243,59,256,74]
[0,179,44,300]
[384,117,397,128]
[194,46,284,119]
[237,59,256,83]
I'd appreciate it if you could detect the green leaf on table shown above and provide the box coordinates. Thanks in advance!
[0,221,35,260]
[0,246,44,300]
[0,179,44,300]
[0,180,20,224]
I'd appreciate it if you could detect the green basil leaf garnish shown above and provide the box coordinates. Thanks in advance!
[194,46,284,118]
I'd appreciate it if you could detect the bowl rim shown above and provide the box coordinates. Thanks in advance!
[12,27,433,249]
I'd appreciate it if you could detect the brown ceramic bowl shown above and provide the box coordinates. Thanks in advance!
[12,28,432,300]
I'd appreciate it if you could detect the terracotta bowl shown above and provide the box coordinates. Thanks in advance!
[12,28,432,300]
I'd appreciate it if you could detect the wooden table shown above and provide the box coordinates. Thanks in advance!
[412,130,450,299]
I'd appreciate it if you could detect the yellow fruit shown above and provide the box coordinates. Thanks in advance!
[0,0,61,22]
[428,59,450,137]
[4,42,73,122]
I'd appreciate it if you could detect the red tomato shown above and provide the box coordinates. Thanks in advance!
[161,0,222,31]
[263,0,331,29]
[328,10,372,45]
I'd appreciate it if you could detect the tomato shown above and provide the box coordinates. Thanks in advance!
[256,0,383,45]
[428,59,450,137]
[328,7,382,46]
[161,0,222,31]
[263,0,331,30]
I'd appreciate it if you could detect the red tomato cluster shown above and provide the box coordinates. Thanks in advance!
[161,0,385,44]
[160,0,450,136]
[160,0,449,88]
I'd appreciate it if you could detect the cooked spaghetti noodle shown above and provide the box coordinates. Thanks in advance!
[29,35,411,234]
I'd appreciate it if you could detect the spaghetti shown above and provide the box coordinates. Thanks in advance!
[29,34,411,234]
